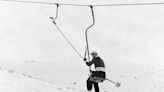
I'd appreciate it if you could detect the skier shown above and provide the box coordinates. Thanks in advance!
[84,51,106,92]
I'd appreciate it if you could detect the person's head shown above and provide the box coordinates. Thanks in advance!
[90,51,98,58]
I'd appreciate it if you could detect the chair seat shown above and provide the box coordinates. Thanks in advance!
[89,77,106,83]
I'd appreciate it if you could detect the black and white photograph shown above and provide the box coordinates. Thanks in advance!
[0,0,163,92]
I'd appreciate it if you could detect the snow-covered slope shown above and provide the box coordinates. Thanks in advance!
[0,67,76,92]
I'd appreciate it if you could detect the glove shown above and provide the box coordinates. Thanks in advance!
[83,58,87,61]
[89,70,93,73]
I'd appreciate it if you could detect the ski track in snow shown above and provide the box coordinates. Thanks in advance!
[0,61,164,92]
[0,67,77,92]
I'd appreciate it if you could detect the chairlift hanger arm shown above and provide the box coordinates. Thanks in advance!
[55,3,59,19]
[50,3,59,22]
[85,5,95,62]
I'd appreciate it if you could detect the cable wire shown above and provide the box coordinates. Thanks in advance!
[93,2,164,7]
[50,18,84,59]
[1,0,164,7]
[50,4,84,59]
[0,0,54,5]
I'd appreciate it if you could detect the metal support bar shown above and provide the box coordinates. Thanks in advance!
[85,5,95,71]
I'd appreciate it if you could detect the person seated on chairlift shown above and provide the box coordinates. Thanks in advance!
[84,51,106,92]
[84,51,106,81]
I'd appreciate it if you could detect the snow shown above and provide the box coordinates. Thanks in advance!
[0,60,164,92]
[0,67,76,92]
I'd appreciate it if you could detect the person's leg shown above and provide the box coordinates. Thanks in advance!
[94,82,99,92]
[87,78,93,91]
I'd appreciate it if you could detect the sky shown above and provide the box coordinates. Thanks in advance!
[0,0,164,65]
[0,0,164,92]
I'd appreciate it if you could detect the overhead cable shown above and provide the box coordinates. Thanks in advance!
[1,0,164,7]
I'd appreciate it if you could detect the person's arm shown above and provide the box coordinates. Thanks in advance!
[86,58,96,66]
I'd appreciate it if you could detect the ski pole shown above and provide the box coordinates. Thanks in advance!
[105,78,121,88]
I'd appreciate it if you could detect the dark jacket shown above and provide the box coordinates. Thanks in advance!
[86,57,105,68]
